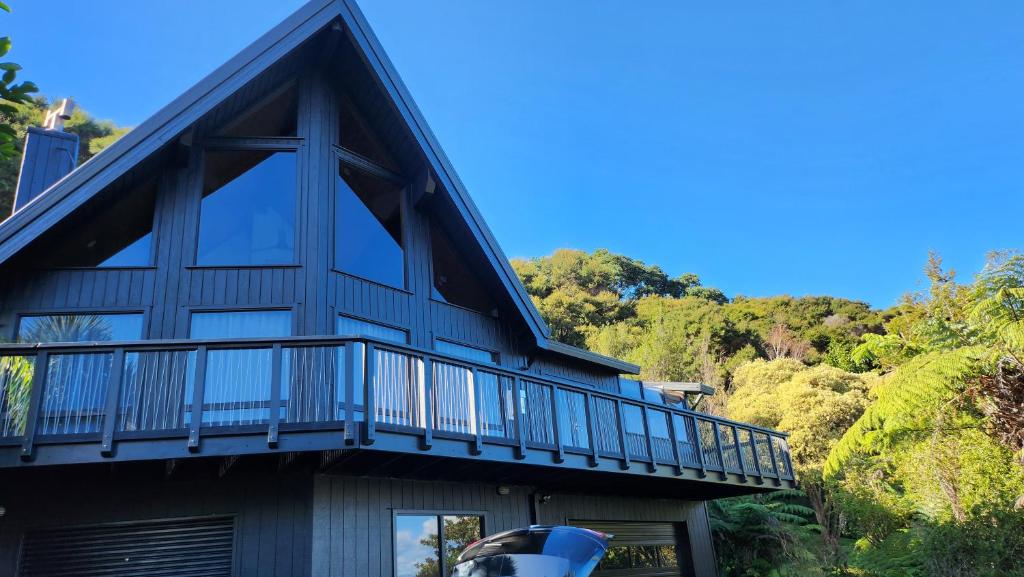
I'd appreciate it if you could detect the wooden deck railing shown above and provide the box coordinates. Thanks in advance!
[0,336,794,483]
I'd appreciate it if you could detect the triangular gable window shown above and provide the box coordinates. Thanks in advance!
[335,162,405,288]
[430,218,495,315]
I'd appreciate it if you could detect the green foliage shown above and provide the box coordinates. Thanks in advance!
[710,490,823,577]
[0,2,38,161]
[0,96,130,215]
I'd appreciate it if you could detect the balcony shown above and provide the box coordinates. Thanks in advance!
[0,336,794,493]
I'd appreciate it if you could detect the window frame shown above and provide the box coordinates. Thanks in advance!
[192,140,303,268]
[186,306,297,339]
[433,337,499,366]
[336,313,409,345]
[331,144,411,291]
[392,509,488,577]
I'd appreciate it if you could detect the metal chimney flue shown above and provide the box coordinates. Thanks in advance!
[12,98,79,214]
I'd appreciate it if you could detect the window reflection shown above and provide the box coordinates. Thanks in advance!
[18,314,144,343]
[395,514,482,577]
[198,150,296,266]
[335,163,405,288]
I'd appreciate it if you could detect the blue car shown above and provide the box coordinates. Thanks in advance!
[451,525,612,577]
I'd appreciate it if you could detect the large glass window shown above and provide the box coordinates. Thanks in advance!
[336,315,407,344]
[18,313,144,343]
[395,514,482,577]
[435,339,497,365]
[335,163,405,288]
[429,219,495,315]
[189,310,292,426]
[197,150,296,266]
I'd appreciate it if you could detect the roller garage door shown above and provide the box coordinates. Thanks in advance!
[18,515,234,577]
[571,521,692,577]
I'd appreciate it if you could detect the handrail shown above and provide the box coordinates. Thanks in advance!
[0,334,789,438]
[0,334,794,481]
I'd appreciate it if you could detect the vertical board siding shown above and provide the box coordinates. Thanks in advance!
[1,269,156,312]
[312,475,533,577]
[535,494,718,577]
[531,355,621,393]
[185,267,303,307]
[0,471,313,577]
[333,272,412,329]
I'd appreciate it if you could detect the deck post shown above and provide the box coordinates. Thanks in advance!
[19,350,48,461]
[268,344,282,448]
[584,392,598,467]
[362,344,377,446]
[691,414,707,478]
[667,413,684,476]
[100,348,126,457]
[641,406,656,473]
[512,376,526,459]
[550,385,564,463]
[421,356,433,450]
[344,344,356,446]
[615,399,631,471]
[470,367,482,455]
[731,426,748,483]
[188,346,207,453]
[712,420,727,480]
[766,434,782,486]
[748,429,765,485]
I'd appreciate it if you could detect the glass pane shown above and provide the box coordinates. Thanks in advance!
[633,545,659,568]
[32,179,156,268]
[557,389,590,450]
[189,311,291,426]
[119,350,194,432]
[335,164,405,288]
[443,516,482,574]
[336,315,407,344]
[658,544,678,567]
[432,362,474,435]
[622,404,648,458]
[430,218,495,315]
[198,150,295,265]
[18,314,143,343]
[39,353,112,435]
[217,83,297,137]
[0,356,34,437]
[395,515,440,577]
[600,546,630,569]
[435,340,495,365]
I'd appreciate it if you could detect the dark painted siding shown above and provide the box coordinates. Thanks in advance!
[535,493,718,577]
[0,471,313,577]
[14,128,79,211]
[311,475,534,577]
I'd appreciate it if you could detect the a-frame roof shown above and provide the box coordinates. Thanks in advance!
[0,0,639,374]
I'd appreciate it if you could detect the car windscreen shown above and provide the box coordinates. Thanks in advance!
[453,528,606,577]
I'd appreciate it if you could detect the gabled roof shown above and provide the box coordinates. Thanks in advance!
[0,0,639,374]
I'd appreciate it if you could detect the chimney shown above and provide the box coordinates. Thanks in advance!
[12,98,79,214]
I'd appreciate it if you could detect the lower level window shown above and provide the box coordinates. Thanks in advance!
[395,513,482,577]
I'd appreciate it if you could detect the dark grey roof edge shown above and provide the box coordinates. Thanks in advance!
[543,340,641,375]
[339,0,551,340]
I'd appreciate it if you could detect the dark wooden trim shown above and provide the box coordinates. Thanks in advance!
[748,430,764,485]
[668,410,684,477]
[691,414,707,478]
[731,426,748,483]
[641,406,657,473]
[421,356,433,450]
[584,392,598,467]
[362,343,376,445]
[712,421,727,481]
[512,376,525,460]
[470,367,482,455]
[615,399,630,471]
[550,384,564,464]
[766,434,781,486]
[201,136,304,150]
[344,342,355,446]
[333,144,405,184]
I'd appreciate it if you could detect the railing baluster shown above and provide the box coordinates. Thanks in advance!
[268,344,282,448]
[690,414,706,478]
[188,346,207,453]
[100,348,125,457]
[615,399,630,470]
[584,392,598,467]
[470,367,482,455]
[19,351,48,461]
[747,428,764,484]
[421,356,433,450]
[363,344,376,446]
[641,407,656,472]
[767,434,781,486]
[667,413,683,476]
[782,437,795,481]
[731,426,748,482]
[512,376,526,460]
[550,385,564,463]
[344,344,356,446]
[712,419,727,480]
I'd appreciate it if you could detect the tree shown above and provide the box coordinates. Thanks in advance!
[0,1,37,162]
[709,490,820,577]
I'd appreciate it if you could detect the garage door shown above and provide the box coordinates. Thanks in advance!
[570,521,690,577]
[18,515,235,577]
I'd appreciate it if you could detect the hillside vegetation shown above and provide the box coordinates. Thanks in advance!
[514,249,1024,577]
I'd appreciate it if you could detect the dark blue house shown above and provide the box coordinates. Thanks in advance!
[0,2,794,575]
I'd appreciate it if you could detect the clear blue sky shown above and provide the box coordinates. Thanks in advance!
[9,1,1023,308]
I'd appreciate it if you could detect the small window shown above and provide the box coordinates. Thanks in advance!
[197,150,296,266]
[336,315,407,344]
[18,313,144,343]
[335,163,405,288]
[217,83,297,138]
[395,514,482,577]
[189,310,292,339]
[429,219,495,315]
[435,340,496,365]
